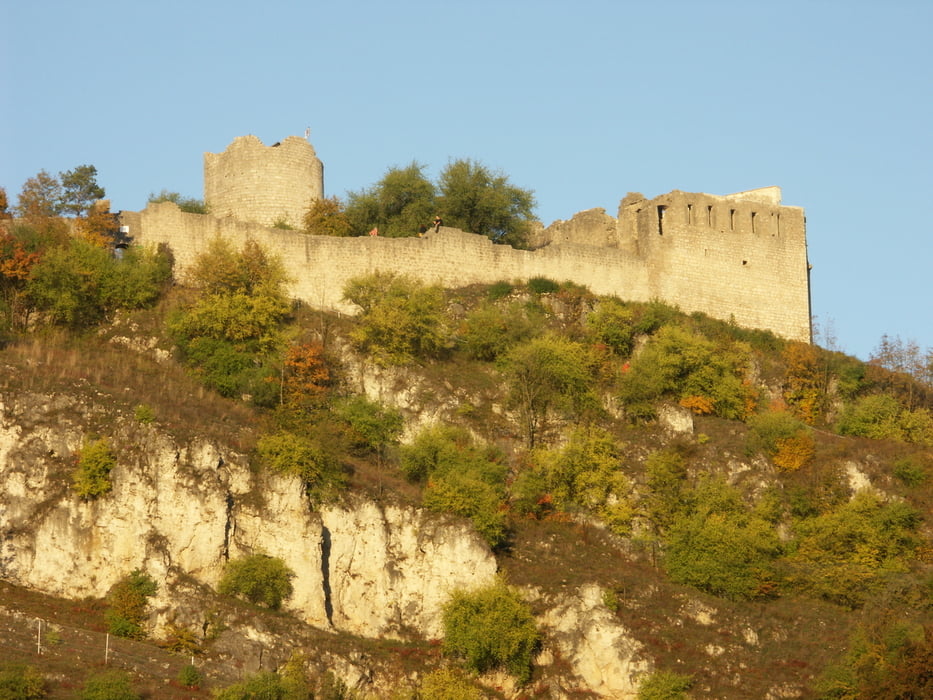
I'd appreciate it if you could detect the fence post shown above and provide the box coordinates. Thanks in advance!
[36,618,41,655]
[105,633,110,665]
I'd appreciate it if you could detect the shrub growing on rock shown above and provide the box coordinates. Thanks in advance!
[72,437,116,499]
[442,580,539,683]
[218,554,295,610]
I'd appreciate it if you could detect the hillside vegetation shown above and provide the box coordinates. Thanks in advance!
[1,217,932,699]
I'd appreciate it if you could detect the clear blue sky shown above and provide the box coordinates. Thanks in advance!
[2,0,931,361]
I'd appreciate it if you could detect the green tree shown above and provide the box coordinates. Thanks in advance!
[15,170,63,219]
[442,581,539,683]
[303,195,352,236]
[147,189,208,214]
[499,334,596,447]
[59,165,105,217]
[171,238,290,400]
[219,554,295,610]
[423,470,509,548]
[105,569,158,639]
[640,448,690,538]
[437,159,536,247]
[345,162,435,237]
[26,238,110,327]
[343,272,447,365]
[25,239,171,329]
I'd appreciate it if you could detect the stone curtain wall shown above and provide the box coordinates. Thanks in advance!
[203,135,324,229]
[621,189,811,342]
[125,188,811,343]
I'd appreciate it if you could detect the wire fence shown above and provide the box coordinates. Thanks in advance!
[0,606,241,690]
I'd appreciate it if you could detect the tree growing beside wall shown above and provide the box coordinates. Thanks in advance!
[341,159,537,246]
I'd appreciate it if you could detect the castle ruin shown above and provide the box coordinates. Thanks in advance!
[123,135,812,343]
[203,135,324,229]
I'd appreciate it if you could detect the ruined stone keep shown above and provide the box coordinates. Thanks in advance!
[203,135,324,229]
[124,135,812,343]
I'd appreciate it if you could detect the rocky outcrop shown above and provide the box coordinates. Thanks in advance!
[0,392,497,640]
[538,584,651,699]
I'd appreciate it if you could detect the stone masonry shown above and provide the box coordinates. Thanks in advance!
[123,136,812,343]
[203,135,324,229]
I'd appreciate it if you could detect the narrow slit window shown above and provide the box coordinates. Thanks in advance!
[706,205,713,226]
[730,209,736,231]
[751,211,757,233]
[657,205,666,235]
[686,204,693,224]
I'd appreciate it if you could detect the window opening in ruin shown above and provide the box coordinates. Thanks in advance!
[730,209,736,231]
[657,205,666,235]
[776,213,781,235]
[686,204,693,224]
[751,211,757,233]
[706,205,713,226]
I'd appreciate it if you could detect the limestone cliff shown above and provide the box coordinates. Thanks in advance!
[0,391,497,640]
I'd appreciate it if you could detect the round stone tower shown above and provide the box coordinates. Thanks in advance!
[203,135,324,228]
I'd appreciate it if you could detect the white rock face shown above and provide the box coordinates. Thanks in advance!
[0,393,497,639]
[539,584,651,699]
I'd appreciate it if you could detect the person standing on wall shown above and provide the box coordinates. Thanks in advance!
[432,215,443,233]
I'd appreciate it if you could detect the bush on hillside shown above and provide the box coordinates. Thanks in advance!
[80,670,139,700]
[459,300,540,361]
[403,424,510,547]
[105,569,157,639]
[783,490,921,607]
[442,581,539,683]
[0,663,46,700]
[637,670,693,700]
[662,477,782,600]
[423,470,508,548]
[170,237,289,403]
[746,410,815,471]
[585,298,638,356]
[331,395,404,462]
[837,393,933,446]
[532,426,634,535]
[25,239,171,328]
[618,325,755,421]
[418,667,485,700]
[499,334,598,448]
[343,272,448,365]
